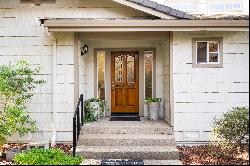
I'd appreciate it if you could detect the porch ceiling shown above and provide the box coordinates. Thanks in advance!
[44,19,249,32]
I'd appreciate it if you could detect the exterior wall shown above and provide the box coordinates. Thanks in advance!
[172,31,249,144]
[0,0,155,143]
[79,38,169,118]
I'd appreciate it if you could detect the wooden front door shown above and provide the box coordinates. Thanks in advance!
[111,51,139,113]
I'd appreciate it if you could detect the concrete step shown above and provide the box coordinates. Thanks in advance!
[75,146,179,160]
[81,159,182,165]
[81,118,173,135]
[78,134,176,146]
[81,125,173,135]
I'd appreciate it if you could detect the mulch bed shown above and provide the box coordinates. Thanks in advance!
[177,145,249,165]
[0,143,72,165]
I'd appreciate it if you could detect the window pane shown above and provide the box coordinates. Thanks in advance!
[209,42,219,52]
[225,3,232,9]
[144,51,153,99]
[197,42,207,63]
[233,3,241,9]
[97,51,105,100]
[209,53,219,63]
[115,55,124,83]
[127,55,135,83]
[210,3,224,10]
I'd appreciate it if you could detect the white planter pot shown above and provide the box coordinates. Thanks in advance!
[6,148,21,162]
[149,102,160,120]
[89,102,101,119]
[144,101,149,117]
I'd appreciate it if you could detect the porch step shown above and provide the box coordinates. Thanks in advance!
[81,118,173,135]
[76,117,180,162]
[75,146,179,160]
[78,134,176,146]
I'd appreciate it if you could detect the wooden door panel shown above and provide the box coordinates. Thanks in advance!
[111,51,139,113]
[126,89,136,106]
[115,89,124,106]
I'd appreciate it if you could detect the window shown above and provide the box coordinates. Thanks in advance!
[97,51,105,100]
[192,38,223,68]
[210,2,242,11]
[144,51,153,99]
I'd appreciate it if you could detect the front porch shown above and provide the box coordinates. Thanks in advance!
[77,32,172,124]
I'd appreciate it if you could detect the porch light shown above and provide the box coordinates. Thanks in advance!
[81,44,88,56]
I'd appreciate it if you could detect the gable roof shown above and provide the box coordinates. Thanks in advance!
[113,0,196,19]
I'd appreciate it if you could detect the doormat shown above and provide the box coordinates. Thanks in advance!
[110,116,140,121]
[101,159,144,165]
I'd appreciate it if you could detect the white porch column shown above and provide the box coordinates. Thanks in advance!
[51,34,57,146]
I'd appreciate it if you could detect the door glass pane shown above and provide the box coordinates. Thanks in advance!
[97,51,105,100]
[115,55,124,83]
[127,55,135,83]
[144,51,153,99]
[197,42,207,63]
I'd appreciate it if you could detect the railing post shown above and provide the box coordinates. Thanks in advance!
[80,94,84,126]
[77,105,80,140]
[73,115,76,157]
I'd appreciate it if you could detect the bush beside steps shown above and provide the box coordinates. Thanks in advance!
[13,148,83,165]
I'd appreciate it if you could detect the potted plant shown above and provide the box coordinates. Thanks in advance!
[144,99,149,117]
[146,98,162,120]
[83,98,107,122]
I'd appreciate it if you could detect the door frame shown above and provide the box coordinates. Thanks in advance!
[94,48,156,117]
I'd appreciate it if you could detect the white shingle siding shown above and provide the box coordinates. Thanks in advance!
[173,31,249,144]
[1,0,154,143]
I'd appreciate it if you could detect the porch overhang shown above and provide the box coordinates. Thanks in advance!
[44,19,249,32]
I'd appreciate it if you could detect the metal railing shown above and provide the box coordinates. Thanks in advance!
[72,94,84,157]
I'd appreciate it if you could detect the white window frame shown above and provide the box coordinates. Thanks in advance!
[196,41,220,65]
[192,37,223,68]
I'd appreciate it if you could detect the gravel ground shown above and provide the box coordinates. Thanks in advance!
[177,145,249,165]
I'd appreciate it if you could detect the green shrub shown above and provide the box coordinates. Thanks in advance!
[0,106,37,144]
[0,60,45,144]
[83,98,107,123]
[14,148,83,165]
[211,107,249,149]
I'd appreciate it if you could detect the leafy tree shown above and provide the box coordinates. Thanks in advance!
[0,60,45,144]
[211,107,249,150]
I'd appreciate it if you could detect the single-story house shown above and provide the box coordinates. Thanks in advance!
[0,0,249,146]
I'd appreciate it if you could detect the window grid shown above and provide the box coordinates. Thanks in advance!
[196,41,220,65]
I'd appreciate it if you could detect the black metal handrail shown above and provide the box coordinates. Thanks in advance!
[72,94,84,157]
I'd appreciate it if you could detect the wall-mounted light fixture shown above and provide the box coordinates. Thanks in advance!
[81,44,88,56]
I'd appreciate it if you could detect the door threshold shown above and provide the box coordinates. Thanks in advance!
[111,113,139,117]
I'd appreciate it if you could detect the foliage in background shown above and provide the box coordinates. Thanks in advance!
[0,60,45,144]
[14,148,82,165]
[211,107,249,150]
[83,98,107,123]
